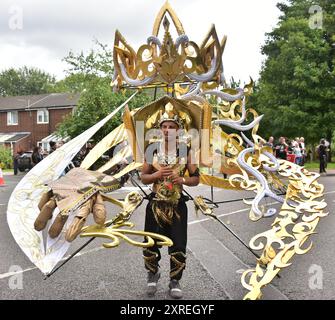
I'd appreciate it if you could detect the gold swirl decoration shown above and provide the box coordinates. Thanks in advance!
[241,161,327,299]
[202,87,328,299]
[81,221,173,249]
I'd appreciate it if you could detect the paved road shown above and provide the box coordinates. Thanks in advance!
[0,171,334,300]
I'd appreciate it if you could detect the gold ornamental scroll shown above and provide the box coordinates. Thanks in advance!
[81,124,126,170]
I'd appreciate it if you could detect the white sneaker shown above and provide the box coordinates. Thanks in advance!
[147,271,160,297]
[169,279,183,299]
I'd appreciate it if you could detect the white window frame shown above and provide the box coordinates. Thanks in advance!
[37,109,49,124]
[40,142,49,153]
[7,111,18,125]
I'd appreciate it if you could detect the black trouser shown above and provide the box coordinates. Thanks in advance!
[13,158,18,175]
[320,155,327,173]
[143,193,188,280]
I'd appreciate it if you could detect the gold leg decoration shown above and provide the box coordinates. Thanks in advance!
[241,161,328,300]
[170,252,187,280]
[143,249,160,274]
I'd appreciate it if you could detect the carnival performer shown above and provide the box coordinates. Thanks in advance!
[140,103,200,299]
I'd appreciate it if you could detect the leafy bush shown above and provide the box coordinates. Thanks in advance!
[0,146,13,169]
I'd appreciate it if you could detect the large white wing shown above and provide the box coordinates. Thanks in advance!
[7,92,137,275]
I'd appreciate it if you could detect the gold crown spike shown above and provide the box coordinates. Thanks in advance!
[159,102,184,128]
[112,1,227,90]
[152,1,185,36]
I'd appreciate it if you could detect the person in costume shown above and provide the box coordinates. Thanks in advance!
[140,102,200,299]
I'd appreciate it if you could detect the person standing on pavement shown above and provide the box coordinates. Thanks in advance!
[324,139,331,163]
[274,137,288,160]
[49,141,57,154]
[317,139,328,175]
[31,146,44,166]
[293,140,303,166]
[299,137,306,165]
[140,103,200,299]
[264,136,274,149]
[13,149,23,175]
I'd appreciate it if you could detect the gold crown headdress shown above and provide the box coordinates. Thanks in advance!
[123,96,210,163]
[158,102,184,128]
[112,1,227,91]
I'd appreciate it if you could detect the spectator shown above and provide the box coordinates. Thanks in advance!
[13,149,23,175]
[264,136,274,149]
[324,139,331,162]
[292,140,302,166]
[32,146,44,166]
[286,139,293,153]
[84,142,93,157]
[299,137,306,165]
[317,139,328,175]
[72,147,86,167]
[57,141,65,148]
[274,137,288,160]
[49,141,57,154]
[284,140,295,163]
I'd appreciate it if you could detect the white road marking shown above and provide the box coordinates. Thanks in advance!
[0,266,37,280]
[188,202,278,225]
[121,186,150,191]
[0,246,104,280]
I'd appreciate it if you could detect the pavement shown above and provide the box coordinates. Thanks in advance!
[308,169,335,175]
[0,170,334,300]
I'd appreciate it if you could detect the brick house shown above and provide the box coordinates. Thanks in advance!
[0,93,80,154]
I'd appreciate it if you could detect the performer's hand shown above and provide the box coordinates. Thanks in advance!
[156,166,174,179]
[33,168,121,242]
[34,190,108,243]
[171,173,184,185]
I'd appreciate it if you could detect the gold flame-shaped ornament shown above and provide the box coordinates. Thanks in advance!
[112,1,227,90]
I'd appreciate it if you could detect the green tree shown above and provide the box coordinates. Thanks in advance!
[57,79,151,142]
[0,145,13,169]
[0,67,56,96]
[252,0,335,145]
[54,40,114,93]
[56,40,152,141]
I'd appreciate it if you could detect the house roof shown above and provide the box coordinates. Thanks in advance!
[0,93,80,111]
[40,132,70,143]
[0,132,30,143]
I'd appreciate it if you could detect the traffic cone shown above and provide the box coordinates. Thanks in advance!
[0,168,6,187]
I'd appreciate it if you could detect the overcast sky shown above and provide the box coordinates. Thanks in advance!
[0,0,282,84]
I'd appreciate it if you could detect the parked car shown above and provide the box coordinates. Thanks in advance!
[17,152,33,172]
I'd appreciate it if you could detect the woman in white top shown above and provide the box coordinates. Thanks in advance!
[299,137,306,165]
[293,141,302,165]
